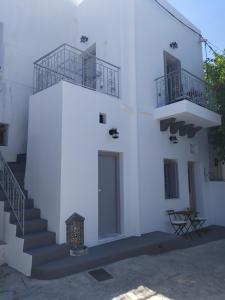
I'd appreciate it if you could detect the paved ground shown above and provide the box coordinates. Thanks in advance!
[1,239,225,300]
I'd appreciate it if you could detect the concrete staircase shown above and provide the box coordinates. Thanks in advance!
[0,154,70,278]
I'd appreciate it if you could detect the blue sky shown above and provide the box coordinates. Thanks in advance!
[167,0,224,53]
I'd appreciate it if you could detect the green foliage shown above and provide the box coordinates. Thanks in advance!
[205,52,225,160]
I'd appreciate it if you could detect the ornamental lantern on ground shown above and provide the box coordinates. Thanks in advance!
[66,213,88,256]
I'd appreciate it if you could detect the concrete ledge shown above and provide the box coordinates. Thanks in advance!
[154,99,221,128]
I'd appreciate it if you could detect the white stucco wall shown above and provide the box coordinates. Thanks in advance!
[25,83,63,239]
[207,182,225,227]
[26,81,140,245]
[25,0,221,247]
[138,116,210,234]
[135,0,203,112]
[60,82,140,245]
[0,0,85,161]
[0,244,6,265]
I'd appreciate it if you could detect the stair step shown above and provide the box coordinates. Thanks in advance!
[10,208,41,222]
[23,231,56,251]
[8,163,26,173]
[4,198,34,211]
[27,244,69,267]
[16,219,48,235]
[16,153,26,164]
[31,256,91,280]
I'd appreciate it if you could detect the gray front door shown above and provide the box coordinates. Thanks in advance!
[98,152,120,239]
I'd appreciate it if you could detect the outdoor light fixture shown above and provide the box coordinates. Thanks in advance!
[170,42,178,49]
[66,213,88,256]
[109,128,119,139]
[80,35,89,43]
[169,136,178,144]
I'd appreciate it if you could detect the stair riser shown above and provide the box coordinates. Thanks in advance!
[16,154,26,164]
[7,165,26,173]
[32,245,69,267]
[16,220,47,235]
[4,199,34,211]
[10,209,41,222]
[23,233,56,251]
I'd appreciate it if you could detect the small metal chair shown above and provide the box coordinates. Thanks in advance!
[190,212,206,233]
[167,210,188,236]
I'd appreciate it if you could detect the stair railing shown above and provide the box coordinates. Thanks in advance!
[0,152,25,236]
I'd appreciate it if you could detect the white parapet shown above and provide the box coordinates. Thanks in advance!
[3,211,32,276]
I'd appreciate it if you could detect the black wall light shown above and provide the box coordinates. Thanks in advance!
[170,42,178,49]
[80,35,89,43]
[169,136,178,144]
[109,128,119,139]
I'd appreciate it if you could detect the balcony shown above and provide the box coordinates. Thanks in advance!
[154,69,221,129]
[33,43,120,98]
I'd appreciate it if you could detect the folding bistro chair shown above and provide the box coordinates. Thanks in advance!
[167,210,188,236]
[190,212,206,234]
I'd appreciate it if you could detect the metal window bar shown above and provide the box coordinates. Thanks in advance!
[155,68,216,111]
[33,43,120,98]
[0,152,25,236]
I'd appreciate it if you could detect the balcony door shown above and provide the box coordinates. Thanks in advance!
[83,44,96,90]
[164,51,181,103]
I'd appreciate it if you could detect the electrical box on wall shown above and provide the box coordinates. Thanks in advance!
[0,23,4,73]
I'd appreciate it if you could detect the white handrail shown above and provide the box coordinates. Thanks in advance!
[0,152,25,236]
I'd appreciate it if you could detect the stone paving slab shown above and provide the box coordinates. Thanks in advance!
[1,239,225,300]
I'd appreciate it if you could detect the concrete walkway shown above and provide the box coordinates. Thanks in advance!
[1,239,225,300]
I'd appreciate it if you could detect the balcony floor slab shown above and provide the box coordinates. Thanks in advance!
[154,99,221,128]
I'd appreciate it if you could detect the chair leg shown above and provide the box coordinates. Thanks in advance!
[191,221,203,237]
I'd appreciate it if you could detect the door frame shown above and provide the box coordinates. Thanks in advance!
[164,51,181,103]
[188,161,197,211]
[82,43,97,90]
[98,151,122,240]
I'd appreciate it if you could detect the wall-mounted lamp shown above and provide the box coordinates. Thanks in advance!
[109,128,119,139]
[169,136,178,144]
[170,42,178,49]
[80,35,89,43]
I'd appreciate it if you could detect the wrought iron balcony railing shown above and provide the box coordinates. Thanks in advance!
[33,44,120,98]
[155,69,216,111]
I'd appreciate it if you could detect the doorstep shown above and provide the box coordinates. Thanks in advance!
[31,231,180,280]
[31,225,225,280]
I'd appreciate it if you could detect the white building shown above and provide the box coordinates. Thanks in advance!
[0,0,223,277]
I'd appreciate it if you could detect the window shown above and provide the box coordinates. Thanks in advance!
[0,123,9,146]
[164,159,179,199]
